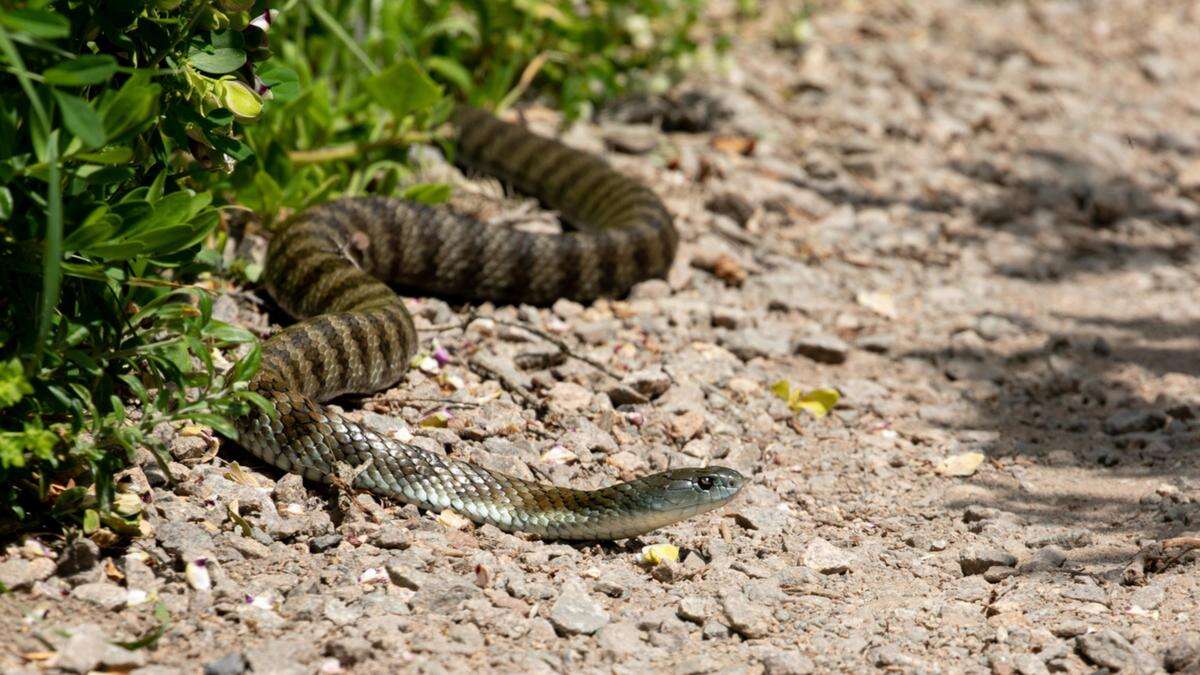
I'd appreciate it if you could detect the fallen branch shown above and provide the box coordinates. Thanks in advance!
[1123,536,1200,585]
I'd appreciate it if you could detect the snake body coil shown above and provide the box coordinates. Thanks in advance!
[235,107,744,540]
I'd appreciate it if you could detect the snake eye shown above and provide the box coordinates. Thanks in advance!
[696,475,715,490]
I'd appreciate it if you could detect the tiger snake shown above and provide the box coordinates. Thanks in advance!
[234,107,745,540]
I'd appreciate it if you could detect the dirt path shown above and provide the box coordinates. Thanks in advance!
[4,1,1200,673]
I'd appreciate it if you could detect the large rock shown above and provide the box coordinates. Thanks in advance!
[1075,629,1158,674]
[958,545,1017,576]
[548,582,609,635]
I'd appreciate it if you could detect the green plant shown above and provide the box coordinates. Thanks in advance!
[0,0,279,532]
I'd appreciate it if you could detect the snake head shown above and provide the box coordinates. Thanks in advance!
[638,465,746,515]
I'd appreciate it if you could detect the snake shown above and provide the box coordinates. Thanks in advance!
[234,106,745,540]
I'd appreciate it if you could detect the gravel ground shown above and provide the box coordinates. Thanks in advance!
[5,1,1200,673]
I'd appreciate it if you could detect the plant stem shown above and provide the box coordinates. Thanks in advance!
[287,131,440,164]
[305,0,379,76]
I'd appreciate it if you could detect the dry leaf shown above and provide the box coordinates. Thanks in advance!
[711,135,757,156]
[856,290,898,318]
[936,451,986,477]
[437,509,472,531]
[223,462,263,487]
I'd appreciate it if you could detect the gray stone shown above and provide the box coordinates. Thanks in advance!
[605,383,649,406]
[759,648,816,675]
[371,525,411,550]
[1164,633,1200,673]
[794,334,849,364]
[603,125,659,154]
[855,333,895,354]
[307,534,342,553]
[1103,409,1167,435]
[548,582,609,635]
[959,545,1017,576]
[976,314,1020,341]
[325,637,372,666]
[1061,583,1109,606]
[802,537,857,575]
[0,556,55,590]
[1076,629,1158,673]
[1025,529,1093,550]
[547,381,593,412]
[244,640,312,675]
[410,579,481,614]
[229,536,270,559]
[385,563,429,591]
[732,506,789,536]
[54,624,146,673]
[677,596,709,624]
[721,593,772,639]
[983,566,1018,583]
[322,598,364,626]
[71,582,128,610]
[596,621,642,657]
[722,328,791,361]
[132,667,186,675]
[155,521,215,557]
[1017,546,1066,574]
[623,367,672,399]
[702,617,731,640]
[203,652,247,675]
[1128,583,1166,611]
[1012,653,1050,675]
[56,538,101,577]
[272,473,308,505]
[1050,620,1089,638]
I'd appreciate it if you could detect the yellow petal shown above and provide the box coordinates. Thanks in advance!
[791,388,840,417]
[770,380,792,402]
[640,543,679,566]
[419,411,450,428]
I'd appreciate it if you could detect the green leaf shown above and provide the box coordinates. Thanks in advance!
[257,61,299,102]
[82,508,100,533]
[0,434,23,469]
[65,207,119,251]
[76,146,133,165]
[0,8,70,39]
[22,423,56,461]
[0,358,31,408]
[425,56,474,94]
[187,46,247,74]
[52,90,106,149]
[234,390,275,417]
[401,182,452,205]
[229,344,261,384]
[43,55,118,86]
[203,321,255,344]
[100,75,161,139]
[187,413,237,439]
[0,186,11,220]
[363,59,443,120]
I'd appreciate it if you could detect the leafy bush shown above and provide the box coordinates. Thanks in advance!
[220,0,715,226]
[0,0,715,536]
[0,0,275,533]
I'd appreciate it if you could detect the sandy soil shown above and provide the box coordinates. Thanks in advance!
[4,1,1200,673]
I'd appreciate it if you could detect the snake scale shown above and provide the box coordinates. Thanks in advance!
[234,107,745,540]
